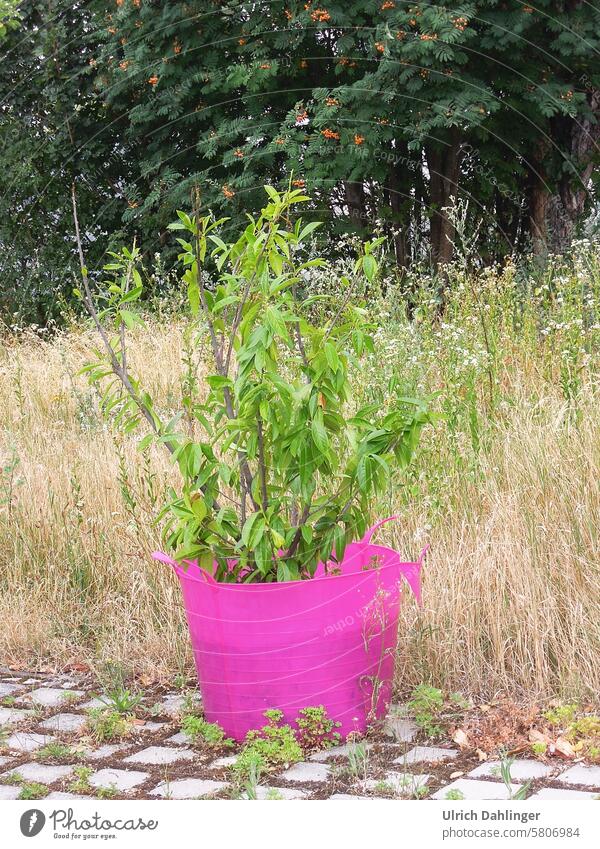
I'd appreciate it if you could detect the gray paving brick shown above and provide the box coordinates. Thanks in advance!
[150,778,227,799]
[384,717,418,742]
[529,787,600,800]
[247,786,308,799]
[310,742,372,762]
[80,697,107,710]
[24,687,84,707]
[5,731,56,753]
[432,779,522,800]
[88,768,149,792]
[137,721,166,734]
[47,791,95,800]
[83,743,129,761]
[278,761,331,783]
[558,764,600,788]
[166,732,191,745]
[123,746,196,765]
[394,746,458,765]
[207,755,237,768]
[358,771,430,796]
[329,793,389,800]
[0,705,34,725]
[0,682,25,697]
[0,785,21,800]
[39,712,88,733]
[468,759,554,781]
[0,756,14,768]
[1,762,75,784]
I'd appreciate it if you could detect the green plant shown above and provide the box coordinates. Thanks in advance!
[544,703,579,726]
[295,706,341,751]
[68,766,93,794]
[80,187,430,583]
[530,742,548,756]
[345,737,369,781]
[231,709,303,781]
[408,684,445,738]
[85,707,133,742]
[18,782,49,800]
[36,743,78,761]
[98,686,143,714]
[1,770,24,784]
[1,696,16,706]
[96,784,118,799]
[445,789,465,800]
[181,715,234,748]
[498,751,531,800]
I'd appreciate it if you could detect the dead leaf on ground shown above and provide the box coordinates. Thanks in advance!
[452,728,470,748]
[553,737,575,759]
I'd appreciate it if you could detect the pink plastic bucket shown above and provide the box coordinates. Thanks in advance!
[153,517,426,741]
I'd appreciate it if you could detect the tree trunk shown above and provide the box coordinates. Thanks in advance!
[343,180,366,228]
[384,143,412,268]
[548,90,600,251]
[425,128,462,267]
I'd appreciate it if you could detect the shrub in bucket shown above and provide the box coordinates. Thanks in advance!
[78,185,432,739]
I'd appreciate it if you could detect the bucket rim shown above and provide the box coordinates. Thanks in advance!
[154,541,422,590]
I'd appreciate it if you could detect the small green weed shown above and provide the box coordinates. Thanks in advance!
[96,784,118,799]
[231,710,302,781]
[36,742,78,761]
[295,706,341,751]
[68,766,93,794]
[543,703,578,726]
[85,707,132,742]
[408,684,445,737]
[18,782,49,800]
[181,715,234,748]
[445,789,465,800]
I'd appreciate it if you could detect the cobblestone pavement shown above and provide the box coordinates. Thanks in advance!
[0,668,599,801]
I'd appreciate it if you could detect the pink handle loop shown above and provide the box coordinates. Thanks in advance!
[152,551,217,584]
[418,543,431,564]
[360,515,398,545]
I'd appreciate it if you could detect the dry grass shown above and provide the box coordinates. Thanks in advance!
[0,317,598,701]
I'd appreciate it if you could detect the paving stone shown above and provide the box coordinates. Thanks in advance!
[80,697,107,710]
[384,717,418,742]
[166,732,191,745]
[394,746,458,765]
[5,731,56,753]
[0,682,25,697]
[431,779,522,800]
[358,771,430,796]
[529,787,600,800]
[329,793,388,800]
[88,768,149,792]
[208,755,237,769]
[47,792,95,800]
[150,778,227,799]
[278,761,331,783]
[558,764,600,787]
[0,785,21,800]
[1,762,75,784]
[24,687,83,707]
[83,743,129,761]
[0,756,14,767]
[247,786,308,800]
[39,712,88,733]
[123,745,196,765]
[310,742,372,762]
[137,721,166,734]
[468,759,553,781]
[0,705,34,725]
[160,694,191,717]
